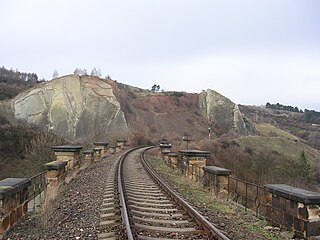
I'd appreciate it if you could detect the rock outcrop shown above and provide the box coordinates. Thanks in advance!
[11,75,128,139]
[199,89,254,135]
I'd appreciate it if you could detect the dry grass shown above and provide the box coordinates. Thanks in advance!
[255,123,298,140]
[236,135,320,165]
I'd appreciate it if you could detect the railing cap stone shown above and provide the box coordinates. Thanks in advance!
[83,149,95,154]
[0,178,31,200]
[264,184,320,205]
[167,152,178,157]
[179,150,210,157]
[44,160,67,170]
[93,142,109,146]
[160,143,172,148]
[52,145,83,152]
[203,166,231,176]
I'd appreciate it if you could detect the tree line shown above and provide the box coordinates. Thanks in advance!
[0,66,40,83]
[266,102,320,124]
[265,102,303,113]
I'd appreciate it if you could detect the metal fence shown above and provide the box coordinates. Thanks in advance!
[228,176,267,216]
[28,171,47,212]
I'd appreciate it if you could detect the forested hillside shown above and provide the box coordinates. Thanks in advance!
[0,66,41,100]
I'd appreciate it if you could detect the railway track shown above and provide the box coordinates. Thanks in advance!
[99,146,229,240]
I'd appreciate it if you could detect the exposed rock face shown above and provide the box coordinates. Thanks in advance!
[11,75,128,139]
[199,89,253,135]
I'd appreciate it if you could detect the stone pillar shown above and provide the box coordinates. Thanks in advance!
[83,149,95,163]
[108,146,116,154]
[163,153,170,164]
[167,153,178,169]
[93,148,102,161]
[43,161,67,204]
[43,161,67,185]
[116,139,127,151]
[203,166,231,195]
[93,142,109,156]
[51,145,83,170]
[264,184,320,238]
[179,150,210,181]
[159,143,172,155]
[188,158,206,181]
[0,178,31,234]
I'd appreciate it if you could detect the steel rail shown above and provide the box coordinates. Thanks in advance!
[140,147,230,240]
[118,146,151,239]
[118,149,135,240]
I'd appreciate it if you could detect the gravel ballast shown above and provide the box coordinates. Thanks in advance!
[3,153,121,240]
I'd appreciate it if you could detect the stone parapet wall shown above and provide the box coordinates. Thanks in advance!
[203,166,231,196]
[265,184,320,238]
[0,178,31,234]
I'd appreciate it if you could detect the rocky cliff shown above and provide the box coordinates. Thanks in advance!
[199,89,254,135]
[1,75,254,142]
[11,75,128,139]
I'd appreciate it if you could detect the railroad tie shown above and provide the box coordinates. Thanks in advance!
[98,166,120,240]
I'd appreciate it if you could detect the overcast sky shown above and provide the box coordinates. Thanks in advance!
[1,0,319,110]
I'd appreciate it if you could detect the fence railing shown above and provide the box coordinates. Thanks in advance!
[28,171,47,212]
[228,176,266,216]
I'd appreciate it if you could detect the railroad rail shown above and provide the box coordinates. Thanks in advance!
[99,146,229,239]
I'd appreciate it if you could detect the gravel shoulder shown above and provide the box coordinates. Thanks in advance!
[3,152,122,240]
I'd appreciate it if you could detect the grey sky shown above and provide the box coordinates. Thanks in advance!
[1,0,319,110]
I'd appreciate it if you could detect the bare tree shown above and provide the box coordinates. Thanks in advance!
[52,69,59,79]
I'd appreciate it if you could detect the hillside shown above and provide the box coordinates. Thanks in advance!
[0,75,253,142]
[239,105,320,150]
[0,74,319,191]
[0,66,40,100]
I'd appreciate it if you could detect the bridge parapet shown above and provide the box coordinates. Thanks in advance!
[203,166,231,196]
[83,149,95,163]
[0,178,31,234]
[93,142,109,156]
[179,150,210,180]
[44,160,67,183]
[51,145,83,169]
[265,184,320,238]
[116,139,127,152]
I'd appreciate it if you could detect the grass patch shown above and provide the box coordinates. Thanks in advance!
[255,123,298,140]
[236,135,320,165]
[244,222,280,240]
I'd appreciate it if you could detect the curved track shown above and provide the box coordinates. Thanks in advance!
[117,147,229,240]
